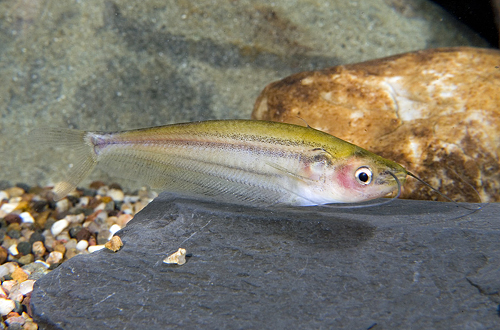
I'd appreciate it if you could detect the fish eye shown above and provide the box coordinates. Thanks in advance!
[355,167,373,185]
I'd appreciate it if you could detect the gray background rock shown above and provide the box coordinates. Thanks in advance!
[31,194,500,329]
[0,0,489,189]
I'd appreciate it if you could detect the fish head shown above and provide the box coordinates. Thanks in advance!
[299,148,407,204]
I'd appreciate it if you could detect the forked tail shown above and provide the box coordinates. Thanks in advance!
[30,127,98,200]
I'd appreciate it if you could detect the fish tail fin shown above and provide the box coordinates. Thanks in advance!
[30,127,98,200]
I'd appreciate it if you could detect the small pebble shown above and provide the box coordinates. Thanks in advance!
[16,242,31,256]
[55,199,71,213]
[97,230,110,245]
[163,248,187,265]
[8,245,19,257]
[53,244,66,256]
[0,297,15,316]
[5,187,24,198]
[8,285,23,302]
[45,251,63,265]
[75,240,88,252]
[51,219,69,236]
[109,224,121,236]
[0,190,9,201]
[2,280,16,293]
[105,236,123,252]
[65,248,78,260]
[0,247,8,264]
[29,232,45,245]
[65,238,77,250]
[88,245,105,253]
[17,254,34,266]
[0,265,9,278]
[64,213,85,223]
[4,214,22,225]
[5,315,25,326]
[107,188,124,202]
[18,212,34,224]
[18,280,34,296]
[1,202,18,214]
[11,268,28,283]
[116,213,133,227]
[6,229,21,239]
[75,227,91,242]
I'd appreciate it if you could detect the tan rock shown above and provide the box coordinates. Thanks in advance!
[163,248,187,265]
[105,236,123,252]
[252,47,500,202]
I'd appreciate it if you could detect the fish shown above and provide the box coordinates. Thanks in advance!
[31,120,408,206]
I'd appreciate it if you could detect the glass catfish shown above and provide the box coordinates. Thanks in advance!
[33,120,408,206]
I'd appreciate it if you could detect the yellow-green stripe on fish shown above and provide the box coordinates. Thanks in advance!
[32,120,408,206]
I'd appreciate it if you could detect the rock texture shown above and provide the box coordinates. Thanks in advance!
[0,0,489,189]
[31,193,500,329]
[253,47,500,203]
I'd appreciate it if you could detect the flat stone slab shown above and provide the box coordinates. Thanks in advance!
[31,195,500,329]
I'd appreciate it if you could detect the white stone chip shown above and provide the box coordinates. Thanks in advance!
[64,213,85,223]
[88,245,105,253]
[76,240,89,251]
[51,219,69,236]
[0,298,15,316]
[19,280,35,295]
[7,245,18,256]
[109,224,121,236]
[46,251,63,265]
[0,202,18,214]
[107,189,124,202]
[19,212,35,223]
[0,191,9,201]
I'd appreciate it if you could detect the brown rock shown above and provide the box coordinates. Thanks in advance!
[11,268,28,283]
[75,228,92,242]
[34,210,50,229]
[0,247,8,264]
[105,236,123,252]
[252,47,500,202]
[31,241,46,258]
[4,214,21,225]
[53,243,66,256]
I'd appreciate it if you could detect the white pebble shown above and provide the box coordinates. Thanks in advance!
[7,245,18,257]
[96,211,108,222]
[76,240,89,251]
[96,185,109,196]
[0,191,9,201]
[0,266,8,279]
[107,189,124,202]
[0,202,18,214]
[45,251,63,265]
[94,202,106,211]
[88,245,105,253]
[8,196,22,203]
[55,198,71,213]
[0,298,15,316]
[19,280,35,295]
[77,196,90,207]
[2,263,17,275]
[51,219,69,236]
[19,212,35,223]
[64,213,85,223]
[109,224,121,236]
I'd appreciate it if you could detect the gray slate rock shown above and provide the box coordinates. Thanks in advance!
[31,194,500,329]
